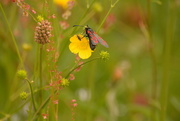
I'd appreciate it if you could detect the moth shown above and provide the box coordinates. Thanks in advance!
[73,25,109,50]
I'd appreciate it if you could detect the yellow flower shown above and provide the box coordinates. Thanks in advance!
[54,0,74,9]
[69,34,93,59]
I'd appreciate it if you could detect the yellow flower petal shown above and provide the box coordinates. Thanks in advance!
[69,34,93,59]
[79,49,92,59]
[54,0,75,9]
[69,42,79,54]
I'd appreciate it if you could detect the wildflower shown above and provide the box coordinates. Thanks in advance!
[93,2,103,12]
[42,114,48,119]
[61,78,70,87]
[20,91,28,100]
[69,34,93,59]
[60,21,69,29]
[69,74,75,80]
[73,103,78,107]
[31,9,36,14]
[22,43,32,51]
[54,0,75,9]
[16,0,30,16]
[71,99,76,103]
[100,51,110,61]
[34,20,52,44]
[17,70,27,79]
[62,10,71,19]
[37,15,44,22]
[53,100,59,104]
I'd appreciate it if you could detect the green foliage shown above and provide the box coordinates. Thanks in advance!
[0,0,180,121]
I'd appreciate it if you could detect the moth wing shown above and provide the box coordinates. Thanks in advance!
[93,32,109,48]
[87,29,99,45]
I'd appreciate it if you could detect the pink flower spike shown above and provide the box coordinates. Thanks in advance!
[69,74,75,80]
[52,14,56,19]
[73,103,78,107]
[42,113,48,119]
[31,9,36,14]
[53,100,59,104]
[71,99,76,103]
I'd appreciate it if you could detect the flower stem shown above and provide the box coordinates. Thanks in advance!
[25,79,37,111]
[96,0,120,33]
[160,1,175,121]
[0,3,24,68]
[146,0,158,120]
[39,45,43,106]
[65,57,100,79]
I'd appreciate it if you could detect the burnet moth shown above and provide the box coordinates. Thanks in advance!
[73,25,109,50]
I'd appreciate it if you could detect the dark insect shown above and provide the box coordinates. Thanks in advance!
[73,25,109,50]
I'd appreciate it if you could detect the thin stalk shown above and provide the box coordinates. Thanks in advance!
[25,79,37,111]
[0,3,24,68]
[146,0,158,120]
[65,57,99,79]
[32,57,100,120]
[39,45,43,106]
[96,0,120,33]
[160,0,175,121]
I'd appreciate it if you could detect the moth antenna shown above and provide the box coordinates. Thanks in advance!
[73,25,84,27]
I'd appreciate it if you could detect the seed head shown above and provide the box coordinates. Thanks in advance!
[61,78,70,87]
[34,20,52,44]
[100,51,110,61]
[20,91,28,100]
[17,70,27,80]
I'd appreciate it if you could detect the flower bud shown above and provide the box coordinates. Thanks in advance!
[100,51,110,61]
[20,91,28,100]
[17,70,27,80]
[61,78,70,87]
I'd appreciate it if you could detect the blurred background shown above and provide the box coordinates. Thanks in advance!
[0,0,180,121]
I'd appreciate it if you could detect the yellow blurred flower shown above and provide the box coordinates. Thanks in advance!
[69,34,93,59]
[54,0,75,9]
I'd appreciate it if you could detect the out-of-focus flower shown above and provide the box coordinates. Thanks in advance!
[73,103,78,107]
[69,74,75,80]
[22,43,32,51]
[53,100,59,104]
[16,0,31,16]
[34,20,52,44]
[17,70,27,80]
[60,21,69,29]
[122,6,146,27]
[31,9,36,14]
[132,93,148,106]
[71,99,76,103]
[42,114,48,119]
[93,2,103,12]
[69,34,93,59]
[62,10,71,19]
[104,13,116,31]
[54,0,75,9]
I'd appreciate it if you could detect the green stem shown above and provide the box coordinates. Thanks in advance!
[65,57,100,79]
[25,79,37,111]
[31,93,53,121]
[0,3,24,68]
[31,57,100,120]
[160,1,175,121]
[96,0,120,33]
[40,45,43,106]
[146,0,158,120]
